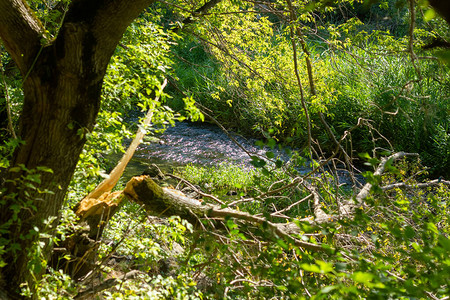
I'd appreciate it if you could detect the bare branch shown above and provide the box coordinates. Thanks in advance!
[123,176,326,252]
[408,0,422,78]
[74,270,143,299]
[382,178,450,191]
[286,0,312,156]
[270,194,313,217]
[86,78,168,200]
[340,152,419,214]
[165,173,225,205]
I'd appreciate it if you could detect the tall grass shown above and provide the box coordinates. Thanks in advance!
[169,19,449,177]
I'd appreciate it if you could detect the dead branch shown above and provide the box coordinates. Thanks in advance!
[68,151,431,281]
[340,152,419,214]
[270,194,313,217]
[382,178,450,191]
[301,182,329,220]
[165,173,225,205]
[85,78,168,200]
[74,270,143,299]
[123,175,326,252]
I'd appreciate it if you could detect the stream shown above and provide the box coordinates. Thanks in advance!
[121,121,291,180]
[120,121,363,188]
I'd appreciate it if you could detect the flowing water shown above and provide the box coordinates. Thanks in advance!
[121,121,290,180]
[120,121,363,188]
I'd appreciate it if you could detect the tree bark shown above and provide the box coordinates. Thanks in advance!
[0,0,155,296]
[429,0,450,25]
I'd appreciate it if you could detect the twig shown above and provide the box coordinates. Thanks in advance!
[356,152,419,203]
[286,0,312,156]
[165,173,225,205]
[270,194,313,216]
[207,206,327,251]
[382,178,450,191]
[385,270,441,300]
[408,0,422,78]
[340,152,419,214]
[227,176,303,207]
[302,182,329,220]
[282,3,357,186]
[74,270,142,299]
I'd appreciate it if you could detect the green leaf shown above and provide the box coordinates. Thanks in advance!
[320,285,337,294]
[262,168,270,177]
[411,242,422,252]
[438,235,450,252]
[423,9,436,22]
[276,285,288,291]
[266,151,275,159]
[8,167,21,173]
[316,260,334,273]
[404,226,415,239]
[276,239,288,250]
[36,166,53,173]
[352,272,374,284]
[275,160,283,168]
[267,138,277,149]
[250,156,266,168]
[358,152,371,160]
[335,262,347,272]
[301,261,333,274]
[301,263,321,273]
[255,140,264,147]
[226,219,238,230]
[426,222,438,234]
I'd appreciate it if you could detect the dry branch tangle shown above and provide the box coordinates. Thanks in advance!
[73,151,447,272]
[123,176,325,252]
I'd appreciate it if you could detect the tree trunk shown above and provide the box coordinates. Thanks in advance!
[1,56,103,295]
[0,0,155,297]
[429,0,450,25]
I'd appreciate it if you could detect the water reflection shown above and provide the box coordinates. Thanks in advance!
[120,121,363,188]
[135,121,281,167]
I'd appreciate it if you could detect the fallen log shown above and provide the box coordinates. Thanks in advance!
[123,176,325,252]
[59,174,326,280]
[62,142,440,288]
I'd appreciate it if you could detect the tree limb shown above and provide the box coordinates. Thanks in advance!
[381,178,450,191]
[85,78,168,200]
[74,270,143,299]
[0,0,44,73]
[340,152,419,214]
[123,176,326,252]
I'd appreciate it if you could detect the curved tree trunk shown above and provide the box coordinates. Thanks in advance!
[0,0,154,297]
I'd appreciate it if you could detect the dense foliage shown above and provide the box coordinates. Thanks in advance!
[0,0,449,299]
[169,0,450,177]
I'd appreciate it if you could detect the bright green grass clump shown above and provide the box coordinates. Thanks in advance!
[180,162,257,191]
